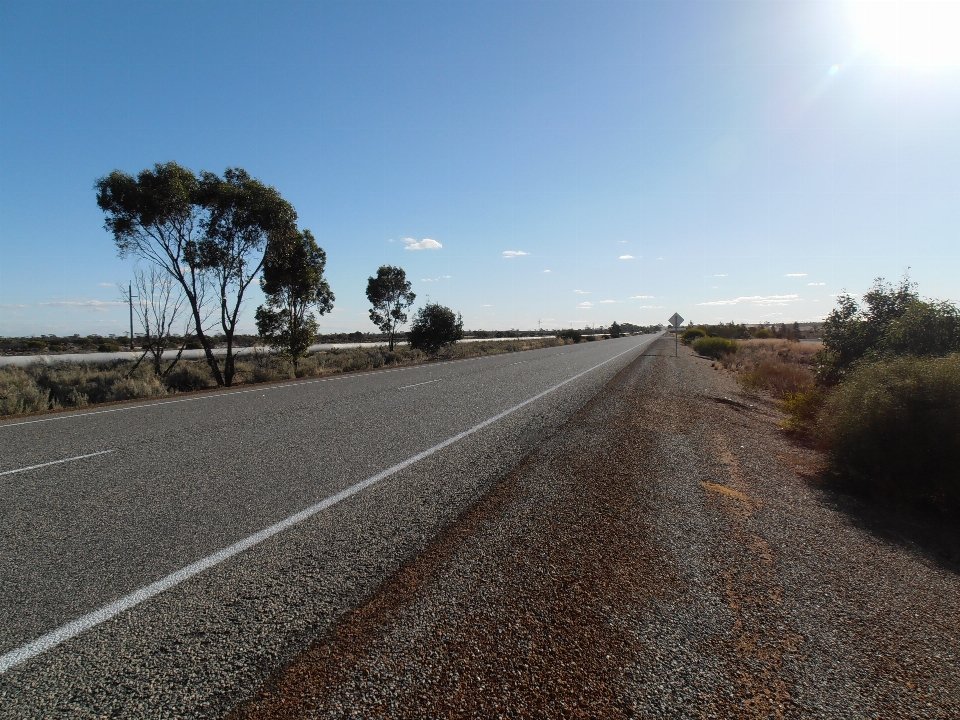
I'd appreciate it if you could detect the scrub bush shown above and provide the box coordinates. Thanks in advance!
[681,328,707,345]
[817,353,960,512]
[692,336,738,360]
[556,329,583,343]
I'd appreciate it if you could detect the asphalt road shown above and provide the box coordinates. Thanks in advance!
[0,334,657,718]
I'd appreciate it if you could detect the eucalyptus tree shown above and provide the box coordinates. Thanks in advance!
[255,229,334,370]
[96,162,298,386]
[365,265,416,350]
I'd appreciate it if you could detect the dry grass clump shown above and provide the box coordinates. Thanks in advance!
[0,367,53,415]
[721,340,818,398]
[0,361,169,415]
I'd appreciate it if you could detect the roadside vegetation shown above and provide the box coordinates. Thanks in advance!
[714,276,960,516]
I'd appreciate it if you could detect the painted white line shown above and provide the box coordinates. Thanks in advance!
[398,379,440,390]
[0,450,115,477]
[0,337,653,674]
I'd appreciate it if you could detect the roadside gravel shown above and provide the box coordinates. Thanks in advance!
[230,338,960,719]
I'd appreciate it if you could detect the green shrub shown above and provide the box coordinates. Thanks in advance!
[97,342,122,352]
[692,336,738,359]
[681,328,707,345]
[817,276,960,384]
[752,328,773,339]
[409,303,463,354]
[817,353,960,513]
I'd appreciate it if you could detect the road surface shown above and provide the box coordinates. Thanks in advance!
[0,334,657,718]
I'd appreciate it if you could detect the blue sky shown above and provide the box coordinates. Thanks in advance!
[1,0,958,335]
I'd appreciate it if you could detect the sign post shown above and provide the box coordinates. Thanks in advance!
[668,312,684,357]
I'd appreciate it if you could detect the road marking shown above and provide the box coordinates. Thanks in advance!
[0,450,115,477]
[398,379,440,390]
[0,337,654,674]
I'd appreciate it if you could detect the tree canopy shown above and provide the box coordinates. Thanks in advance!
[409,303,463,354]
[255,229,334,368]
[365,265,416,350]
[818,275,960,384]
[96,162,298,386]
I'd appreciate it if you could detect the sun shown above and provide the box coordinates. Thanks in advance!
[848,0,960,68]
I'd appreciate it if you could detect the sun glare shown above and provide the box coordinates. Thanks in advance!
[849,0,960,68]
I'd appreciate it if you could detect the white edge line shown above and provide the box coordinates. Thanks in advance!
[0,337,653,674]
[0,450,115,477]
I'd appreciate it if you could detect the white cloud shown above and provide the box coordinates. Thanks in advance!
[97,282,115,287]
[630,295,654,299]
[619,255,635,260]
[574,290,590,295]
[39,300,126,308]
[714,274,728,277]
[577,301,594,308]
[599,299,618,304]
[543,269,551,273]
[0,303,28,309]
[481,304,492,307]
[808,282,825,286]
[784,273,807,277]
[502,250,529,258]
[641,305,665,309]
[697,294,800,307]
[404,237,442,251]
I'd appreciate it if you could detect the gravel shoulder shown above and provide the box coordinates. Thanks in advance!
[229,338,960,719]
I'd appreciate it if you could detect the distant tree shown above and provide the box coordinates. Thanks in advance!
[609,321,622,338]
[366,265,416,350]
[96,162,298,386]
[255,229,334,370]
[409,303,464,354]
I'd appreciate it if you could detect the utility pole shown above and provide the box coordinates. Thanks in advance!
[127,281,139,350]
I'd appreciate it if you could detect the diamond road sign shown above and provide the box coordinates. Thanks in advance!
[668,312,684,327]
